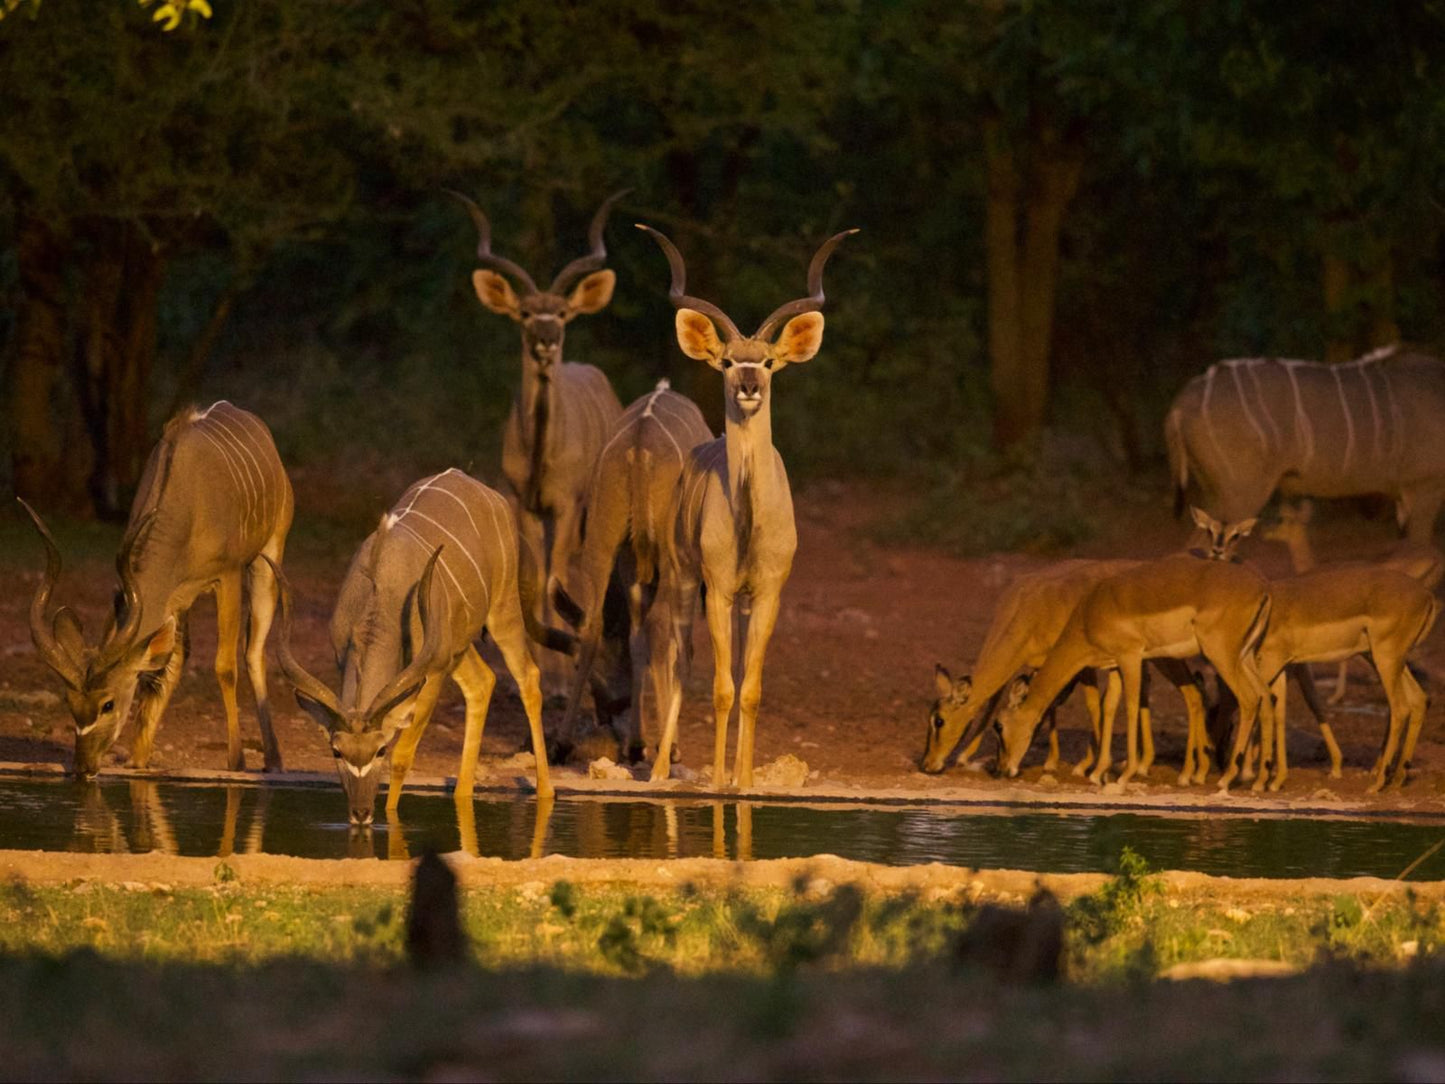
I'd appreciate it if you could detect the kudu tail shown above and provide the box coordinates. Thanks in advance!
[1164,408,1190,519]
[517,537,578,657]
[629,447,657,586]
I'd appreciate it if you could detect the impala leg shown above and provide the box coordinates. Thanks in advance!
[490,601,554,801]
[1073,674,1102,776]
[1042,706,1060,774]
[212,572,246,771]
[386,673,444,813]
[451,645,497,800]
[1214,654,1269,793]
[703,587,737,787]
[1088,671,1122,785]
[1327,660,1350,705]
[1116,656,1145,786]
[1267,672,1289,791]
[244,552,285,772]
[1390,668,1429,789]
[1367,653,1410,794]
[1138,664,1156,775]
[129,614,188,769]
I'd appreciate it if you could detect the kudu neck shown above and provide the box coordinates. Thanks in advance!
[723,395,779,509]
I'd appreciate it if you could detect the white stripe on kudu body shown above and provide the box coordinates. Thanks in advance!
[1166,347,1445,546]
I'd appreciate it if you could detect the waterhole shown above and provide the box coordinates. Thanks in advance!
[1,778,1443,878]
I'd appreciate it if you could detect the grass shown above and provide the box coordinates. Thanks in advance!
[3,855,1445,1078]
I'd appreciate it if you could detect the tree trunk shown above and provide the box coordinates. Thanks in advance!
[8,213,73,509]
[986,117,1084,451]
[75,221,166,519]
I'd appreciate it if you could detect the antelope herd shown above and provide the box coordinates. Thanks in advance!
[17,194,1445,823]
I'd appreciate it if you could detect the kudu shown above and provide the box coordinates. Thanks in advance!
[552,379,713,764]
[24,401,292,775]
[924,559,1211,785]
[993,553,1277,790]
[451,189,626,695]
[273,469,573,825]
[638,222,856,787]
[1165,345,1445,546]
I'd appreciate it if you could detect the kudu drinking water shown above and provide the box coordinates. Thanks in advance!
[272,469,573,825]
[24,401,292,775]
[450,189,626,697]
[551,379,713,764]
[1165,345,1445,545]
[638,223,856,787]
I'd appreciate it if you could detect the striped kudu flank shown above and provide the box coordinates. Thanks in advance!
[24,401,293,775]
[273,469,573,825]
[451,190,626,696]
[552,379,713,763]
[1165,346,1445,545]
[638,223,856,788]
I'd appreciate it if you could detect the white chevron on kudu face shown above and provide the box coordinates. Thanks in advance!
[272,468,570,827]
[1165,346,1445,554]
[636,223,856,790]
[24,400,294,778]
[450,190,628,696]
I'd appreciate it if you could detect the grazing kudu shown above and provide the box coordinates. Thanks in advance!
[553,379,713,764]
[638,222,856,787]
[1245,565,1438,793]
[272,469,573,825]
[24,401,292,775]
[451,190,626,695]
[994,554,1277,790]
[1263,499,1443,702]
[924,559,1211,784]
[1165,346,1445,546]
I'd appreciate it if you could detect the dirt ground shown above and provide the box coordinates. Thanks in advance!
[3,475,1444,816]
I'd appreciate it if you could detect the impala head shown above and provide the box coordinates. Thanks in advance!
[21,500,178,777]
[993,675,1037,778]
[450,189,628,374]
[923,664,990,773]
[636,223,856,421]
[270,549,447,826]
[1189,506,1257,562]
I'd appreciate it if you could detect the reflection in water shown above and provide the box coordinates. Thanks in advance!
[4,778,1444,878]
[347,827,377,860]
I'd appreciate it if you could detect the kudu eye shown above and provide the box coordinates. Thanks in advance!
[373,747,387,761]
[331,747,343,759]
[931,713,944,730]
[721,358,733,369]
[764,359,773,370]
[101,700,115,714]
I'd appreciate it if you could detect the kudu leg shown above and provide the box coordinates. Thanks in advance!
[734,589,784,790]
[130,614,189,769]
[213,571,247,771]
[490,603,555,801]
[451,644,498,799]
[385,674,444,812]
[703,587,738,787]
[245,552,285,772]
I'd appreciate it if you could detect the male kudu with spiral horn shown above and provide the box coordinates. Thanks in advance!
[638,223,856,787]
[23,401,292,775]
[450,189,626,698]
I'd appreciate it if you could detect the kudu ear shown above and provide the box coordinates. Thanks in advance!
[294,689,344,735]
[770,312,825,365]
[472,270,522,320]
[125,615,177,673]
[675,308,726,367]
[933,664,953,699]
[566,269,615,317]
[53,608,86,663]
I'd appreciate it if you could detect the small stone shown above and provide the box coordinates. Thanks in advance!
[753,754,809,788]
[587,757,633,781]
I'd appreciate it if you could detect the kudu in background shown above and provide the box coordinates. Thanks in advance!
[24,401,292,775]
[451,189,626,696]
[638,223,856,787]
[552,379,713,764]
[273,469,572,826]
[1166,346,1445,548]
